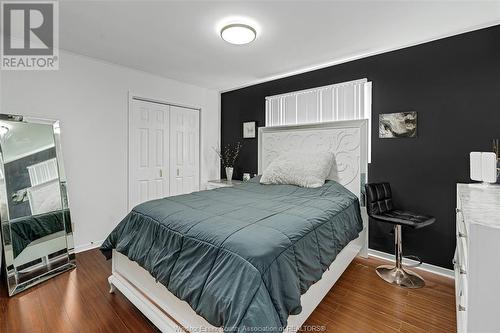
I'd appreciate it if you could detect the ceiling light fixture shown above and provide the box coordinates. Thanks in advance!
[220,24,256,45]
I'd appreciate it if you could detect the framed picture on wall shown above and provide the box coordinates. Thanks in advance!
[243,121,256,138]
[379,111,417,138]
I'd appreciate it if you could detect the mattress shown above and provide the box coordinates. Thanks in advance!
[101,178,363,332]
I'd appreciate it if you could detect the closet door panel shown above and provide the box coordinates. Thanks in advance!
[169,106,199,196]
[129,100,170,209]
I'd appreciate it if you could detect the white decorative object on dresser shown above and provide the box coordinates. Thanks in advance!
[455,183,500,333]
[206,179,243,190]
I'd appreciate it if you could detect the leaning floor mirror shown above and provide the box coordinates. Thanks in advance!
[0,114,75,296]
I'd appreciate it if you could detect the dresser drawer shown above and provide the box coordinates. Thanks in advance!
[456,208,467,238]
[456,235,468,274]
[457,273,468,328]
[455,183,500,333]
[454,251,468,319]
[457,283,467,333]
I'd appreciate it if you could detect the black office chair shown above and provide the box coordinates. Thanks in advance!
[365,182,435,288]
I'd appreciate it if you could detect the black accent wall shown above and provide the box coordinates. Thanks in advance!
[221,25,500,269]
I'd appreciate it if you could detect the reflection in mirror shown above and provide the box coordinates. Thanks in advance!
[0,115,75,296]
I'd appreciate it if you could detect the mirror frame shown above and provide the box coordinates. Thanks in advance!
[0,113,75,296]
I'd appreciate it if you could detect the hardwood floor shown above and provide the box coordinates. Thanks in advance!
[0,249,456,333]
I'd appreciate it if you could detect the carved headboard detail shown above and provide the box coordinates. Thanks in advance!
[258,120,368,201]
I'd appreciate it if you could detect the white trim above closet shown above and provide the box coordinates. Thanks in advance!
[265,79,372,162]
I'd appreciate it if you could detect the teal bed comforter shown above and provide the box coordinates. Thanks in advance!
[101,178,363,332]
[10,209,70,258]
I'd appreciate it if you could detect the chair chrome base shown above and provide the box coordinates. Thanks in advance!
[376,265,425,288]
[375,224,426,289]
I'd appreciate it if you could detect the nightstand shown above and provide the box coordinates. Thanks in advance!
[206,179,243,190]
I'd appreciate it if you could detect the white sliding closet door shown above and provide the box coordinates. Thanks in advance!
[169,106,200,196]
[129,99,170,209]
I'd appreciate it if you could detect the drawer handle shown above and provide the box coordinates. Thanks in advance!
[458,232,467,238]
[458,305,466,312]
[453,262,466,275]
[456,208,462,213]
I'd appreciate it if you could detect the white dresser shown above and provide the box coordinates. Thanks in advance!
[455,183,500,333]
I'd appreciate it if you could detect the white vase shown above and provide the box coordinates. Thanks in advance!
[225,167,234,182]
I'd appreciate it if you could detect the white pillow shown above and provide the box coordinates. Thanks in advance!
[260,151,334,188]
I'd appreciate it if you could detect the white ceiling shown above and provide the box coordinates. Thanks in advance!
[59,1,500,91]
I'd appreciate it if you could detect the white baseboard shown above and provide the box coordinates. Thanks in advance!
[368,249,454,279]
[75,239,105,253]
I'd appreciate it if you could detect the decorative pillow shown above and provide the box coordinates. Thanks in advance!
[260,151,334,188]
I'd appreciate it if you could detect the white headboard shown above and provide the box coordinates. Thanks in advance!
[258,119,368,202]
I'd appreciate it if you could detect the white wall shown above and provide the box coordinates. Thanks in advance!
[0,51,220,251]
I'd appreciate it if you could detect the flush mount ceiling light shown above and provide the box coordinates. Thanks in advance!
[220,24,256,45]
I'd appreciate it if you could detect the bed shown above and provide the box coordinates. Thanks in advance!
[102,120,369,333]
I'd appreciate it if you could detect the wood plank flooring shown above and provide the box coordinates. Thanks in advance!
[0,249,456,332]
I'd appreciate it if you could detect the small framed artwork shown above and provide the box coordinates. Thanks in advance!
[243,121,256,138]
[379,111,417,138]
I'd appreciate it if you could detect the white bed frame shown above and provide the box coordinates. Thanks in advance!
[109,119,369,332]
[13,230,68,267]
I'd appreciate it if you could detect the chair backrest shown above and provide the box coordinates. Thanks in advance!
[365,182,393,217]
